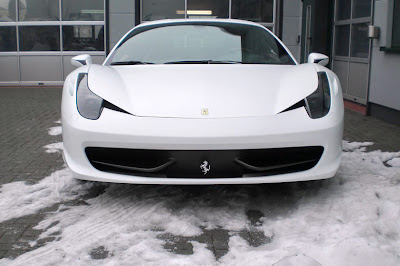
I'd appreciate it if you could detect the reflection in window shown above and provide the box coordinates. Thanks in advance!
[334,25,350,56]
[336,0,351,20]
[19,26,60,51]
[351,23,370,58]
[63,25,104,51]
[142,0,185,21]
[231,0,273,23]
[0,0,16,21]
[62,0,104,21]
[352,0,371,18]
[19,0,59,21]
[187,0,229,18]
[0,27,17,51]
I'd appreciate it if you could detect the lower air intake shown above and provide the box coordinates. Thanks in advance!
[85,146,324,178]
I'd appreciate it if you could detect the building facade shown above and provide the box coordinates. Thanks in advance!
[0,0,399,124]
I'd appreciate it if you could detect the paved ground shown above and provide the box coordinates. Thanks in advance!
[0,87,400,260]
[0,87,64,259]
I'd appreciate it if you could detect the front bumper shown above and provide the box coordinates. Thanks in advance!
[62,103,343,184]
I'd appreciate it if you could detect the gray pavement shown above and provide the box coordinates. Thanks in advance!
[0,87,64,259]
[0,87,400,260]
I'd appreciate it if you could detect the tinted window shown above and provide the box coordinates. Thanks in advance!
[392,0,400,48]
[142,0,185,21]
[334,25,350,56]
[110,23,294,65]
[62,0,104,21]
[350,23,370,58]
[336,0,351,21]
[0,26,17,51]
[63,25,104,51]
[187,0,229,18]
[352,0,372,18]
[0,0,16,21]
[19,26,60,51]
[19,0,60,21]
[232,0,273,23]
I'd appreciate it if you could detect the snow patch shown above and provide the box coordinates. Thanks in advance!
[342,140,374,152]
[0,168,92,223]
[48,126,62,136]
[2,141,400,265]
[387,157,400,167]
[44,142,63,153]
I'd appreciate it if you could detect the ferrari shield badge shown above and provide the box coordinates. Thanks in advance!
[201,108,209,116]
[200,161,211,175]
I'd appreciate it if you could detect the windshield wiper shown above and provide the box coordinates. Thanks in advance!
[164,60,242,64]
[110,61,154,65]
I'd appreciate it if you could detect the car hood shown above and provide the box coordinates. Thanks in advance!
[87,64,318,118]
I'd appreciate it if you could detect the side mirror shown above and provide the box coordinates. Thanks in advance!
[71,54,92,67]
[308,53,329,67]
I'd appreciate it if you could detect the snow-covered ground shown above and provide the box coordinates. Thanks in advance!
[0,125,400,265]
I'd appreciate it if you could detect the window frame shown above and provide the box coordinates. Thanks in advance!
[381,0,400,52]
[333,0,372,63]
[0,0,106,54]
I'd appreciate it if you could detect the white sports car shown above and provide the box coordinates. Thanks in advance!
[62,19,344,185]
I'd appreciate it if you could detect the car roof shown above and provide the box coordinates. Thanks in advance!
[135,18,267,30]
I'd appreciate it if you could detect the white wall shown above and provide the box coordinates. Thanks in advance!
[369,0,400,111]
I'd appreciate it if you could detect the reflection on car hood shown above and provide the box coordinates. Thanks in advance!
[87,64,318,118]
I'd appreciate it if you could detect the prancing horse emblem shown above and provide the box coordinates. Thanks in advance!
[200,161,211,175]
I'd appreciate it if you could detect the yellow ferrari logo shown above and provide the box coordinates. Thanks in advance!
[201,108,209,116]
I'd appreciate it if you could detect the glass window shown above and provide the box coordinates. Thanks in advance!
[0,26,17,51]
[63,25,104,51]
[187,0,229,18]
[142,0,185,21]
[392,0,400,48]
[232,0,273,23]
[334,25,350,56]
[19,0,60,21]
[62,0,104,21]
[350,23,370,58]
[336,0,351,21]
[352,0,371,18]
[0,0,16,21]
[19,26,60,51]
[110,23,294,65]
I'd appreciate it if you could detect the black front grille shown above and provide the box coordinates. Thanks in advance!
[85,146,324,178]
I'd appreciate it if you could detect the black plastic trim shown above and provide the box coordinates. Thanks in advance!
[234,157,318,172]
[92,158,176,173]
[281,100,306,113]
[102,101,130,114]
[85,147,324,178]
[379,47,400,53]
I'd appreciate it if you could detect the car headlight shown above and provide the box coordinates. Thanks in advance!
[305,72,331,119]
[76,73,104,120]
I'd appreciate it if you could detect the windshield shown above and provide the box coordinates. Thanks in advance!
[109,22,295,65]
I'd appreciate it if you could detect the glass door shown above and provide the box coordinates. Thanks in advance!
[332,0,372,104]
[300,0,334,64]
